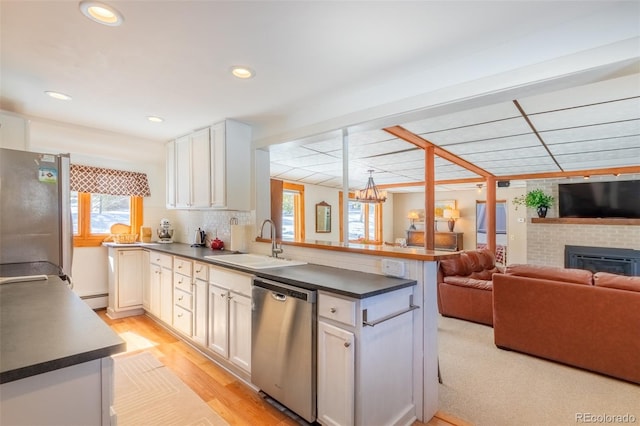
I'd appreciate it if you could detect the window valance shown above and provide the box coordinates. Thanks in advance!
[70,164,151,197]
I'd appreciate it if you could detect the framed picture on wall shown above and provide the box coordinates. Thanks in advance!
[435,200,457,218]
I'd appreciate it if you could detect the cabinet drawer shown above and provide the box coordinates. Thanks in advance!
[209,266,252,297]
[174,257,193,277]
[151,253,172,269]
[318,293,356,327]
[174,287,193,310]
[173,272,192,292]
[173,305,193,335]
[194,262,208,281]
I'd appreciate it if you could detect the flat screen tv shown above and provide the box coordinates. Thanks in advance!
[558,180,640,219]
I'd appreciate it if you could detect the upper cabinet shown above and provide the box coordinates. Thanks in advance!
[166,120,252,210]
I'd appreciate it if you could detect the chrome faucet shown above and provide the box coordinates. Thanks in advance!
[260,219,283,258]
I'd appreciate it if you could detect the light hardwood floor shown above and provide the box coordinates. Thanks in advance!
[99,310,464,426]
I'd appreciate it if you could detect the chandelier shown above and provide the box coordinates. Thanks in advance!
[355,170,387,203]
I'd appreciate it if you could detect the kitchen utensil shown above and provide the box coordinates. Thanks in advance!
[192,228,206,247]
[211,237,224,250]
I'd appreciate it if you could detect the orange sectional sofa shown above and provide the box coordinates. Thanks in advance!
[493,265,640,384]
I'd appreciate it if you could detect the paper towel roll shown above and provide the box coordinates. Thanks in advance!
[230,225,250,252]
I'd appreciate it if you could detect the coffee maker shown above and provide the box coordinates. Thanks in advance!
[157,218,174,243]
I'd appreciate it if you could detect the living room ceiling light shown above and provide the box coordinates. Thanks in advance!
[79,1,124,26]
[147,116,164,123]
[45,91,72,101]
[231,66,254,79]
[355,170,387,203]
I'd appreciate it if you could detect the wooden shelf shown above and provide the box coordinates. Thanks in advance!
[531,218,640,226]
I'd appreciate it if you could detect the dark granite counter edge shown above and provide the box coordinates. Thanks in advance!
[109,243,419,299]
[0,342,126,384]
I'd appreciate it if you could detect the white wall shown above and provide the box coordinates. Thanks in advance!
[303,183,341,242]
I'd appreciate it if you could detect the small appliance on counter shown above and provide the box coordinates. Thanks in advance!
[211,230,224,250]
[157,218,174,243]
[191,228,206,247]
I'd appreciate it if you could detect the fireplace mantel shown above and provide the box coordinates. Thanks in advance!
[532,218,640,226]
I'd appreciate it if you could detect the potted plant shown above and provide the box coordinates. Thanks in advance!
[513,189,554,218]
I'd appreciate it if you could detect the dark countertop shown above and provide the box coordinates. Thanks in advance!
[106,242,417,299]
[0,276,126,384]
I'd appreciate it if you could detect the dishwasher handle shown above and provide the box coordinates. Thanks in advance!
[271,292,287,302]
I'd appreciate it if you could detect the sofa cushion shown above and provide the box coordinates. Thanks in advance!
[443,276,493,290]
[593,272,640,293]
[505,264,593,285]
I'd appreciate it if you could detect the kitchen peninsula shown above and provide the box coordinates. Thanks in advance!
[0,275,125,425]
[106,239,454,424]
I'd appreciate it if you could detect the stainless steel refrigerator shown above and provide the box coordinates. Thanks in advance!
[0,148,73,281]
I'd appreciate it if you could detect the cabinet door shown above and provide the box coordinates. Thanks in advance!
[190,127,211,208]
[193,277,208,346]
[142,250,150,310]
[229,292,251,373]
[208,284,229,357]
[149,263,161,317]
[117,250,143,308]
[165,140,176,208]
[209,121,226,208]
[175,135,191,208]
[160,266,173,324]
[317,321,355,426]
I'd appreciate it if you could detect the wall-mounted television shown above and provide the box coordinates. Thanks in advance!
[558,180,640,219]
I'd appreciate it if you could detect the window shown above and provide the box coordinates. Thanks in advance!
[282,182,305,241]
[345,195,382,244]
[72,192,143,247]
[70,164,149,247]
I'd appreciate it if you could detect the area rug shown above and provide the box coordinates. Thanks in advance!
[113,351,229,426]
[438,316,640,426]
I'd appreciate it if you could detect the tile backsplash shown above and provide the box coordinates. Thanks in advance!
[171,210,255,247]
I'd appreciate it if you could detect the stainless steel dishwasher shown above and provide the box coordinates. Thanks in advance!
[251,277,317,423]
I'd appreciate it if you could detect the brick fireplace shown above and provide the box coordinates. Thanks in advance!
[565,245,640,276]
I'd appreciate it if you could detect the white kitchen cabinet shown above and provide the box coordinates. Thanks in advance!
[192,262,209,346]
[166,119,251,210]
[142,249,150,310]
[173,256,194,335]
[208,265,252,373]
[106,247,144,319]
[318,321,355,426]
[148,252,172,322]
[165,139,176,208]
[317,287,416,426]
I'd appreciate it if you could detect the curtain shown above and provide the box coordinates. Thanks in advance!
[70,164,151,197]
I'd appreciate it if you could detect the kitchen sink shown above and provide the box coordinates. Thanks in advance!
[204,253,307,269]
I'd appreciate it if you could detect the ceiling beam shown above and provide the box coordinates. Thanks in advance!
[513,99,564,172]
[497,165,640,181]
[383,125,494,178]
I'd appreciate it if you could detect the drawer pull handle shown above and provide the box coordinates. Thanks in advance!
[344,341,351,348]
[178,265,182,269]
[178,313,183,317]
[330,307,337,313]
[178,296,183,301]
[362,295,419,327]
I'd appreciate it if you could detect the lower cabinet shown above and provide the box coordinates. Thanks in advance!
[148,252,172,321]
[106,247,145,319]
[192,262,209,346]
[208,265,252,374]
[317,321,355,426]
[317,287,416,426]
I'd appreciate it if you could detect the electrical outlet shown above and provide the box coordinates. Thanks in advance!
[517,217,525,223]
[382,259,405,277]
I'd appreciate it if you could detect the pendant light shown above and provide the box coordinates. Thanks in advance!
[355,170,387,203]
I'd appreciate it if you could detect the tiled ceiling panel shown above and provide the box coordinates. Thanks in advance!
[462,145,550,163]
[540,120,640,144]
[547,135,640,155]
[274,152,340,168]
[421,117,532,146]
[527,98,640,131]
[442,134,541,156]
[401,101,519,134]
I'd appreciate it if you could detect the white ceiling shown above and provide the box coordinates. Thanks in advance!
[1,1,639,192]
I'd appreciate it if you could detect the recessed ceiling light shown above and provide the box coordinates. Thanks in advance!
[45,91,72,101]
[147,116,164,123]
[79,1,124,26]
[231,66,254,79]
